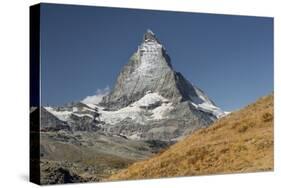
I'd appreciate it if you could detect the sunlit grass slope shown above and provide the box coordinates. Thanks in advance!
[109,94,273,180]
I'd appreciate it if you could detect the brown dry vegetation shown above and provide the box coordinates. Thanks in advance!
[109,94,274,181]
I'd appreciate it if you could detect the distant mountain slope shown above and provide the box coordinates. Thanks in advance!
[109,94,273,180]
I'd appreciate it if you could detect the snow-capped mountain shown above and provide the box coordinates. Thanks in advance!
[42,29,227,141]
[99,30,226,117]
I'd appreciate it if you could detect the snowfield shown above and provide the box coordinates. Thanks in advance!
[44,107,72,121]
[97,92,175,125]
[45,91,229,127]
[190,86,228,118]
[45,92,175,125]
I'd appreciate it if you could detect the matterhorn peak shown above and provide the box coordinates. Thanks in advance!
[41,30,226,148]
[143,29,159,43]
[100,30,186,110]
[100,31,225,120]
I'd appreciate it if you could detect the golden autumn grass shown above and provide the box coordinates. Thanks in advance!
[109,94,274,181]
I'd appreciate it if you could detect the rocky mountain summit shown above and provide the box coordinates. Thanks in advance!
[100,29,213,110]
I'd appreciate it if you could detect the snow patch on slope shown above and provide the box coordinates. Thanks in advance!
[190,86,228,118]
[82,92,174,125]
[44,107,72,121]
[46,88,227,126]
[152,102,174,120]
[44,106,94,121]
[72,113,93,118]
[132,91,168,108]
[100,105,142,124]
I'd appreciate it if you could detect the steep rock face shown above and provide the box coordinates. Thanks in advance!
[101,30,178,109]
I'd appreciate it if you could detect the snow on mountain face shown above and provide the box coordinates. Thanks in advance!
[92,92,173,125]
[189,87,227,118]
[45,92,174,126]
[44,107,73,122]
[45,88,225,127]
[105,92,174,122]
[132,91,169,108]
[190,102,225,119]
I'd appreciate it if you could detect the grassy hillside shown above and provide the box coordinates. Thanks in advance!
[109,94,274,180]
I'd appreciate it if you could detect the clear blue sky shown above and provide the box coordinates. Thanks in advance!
[40,3,273,111]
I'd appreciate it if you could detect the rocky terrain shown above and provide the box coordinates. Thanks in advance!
[33,30,229,184]
[109,94,273,180]
[39,131,169,184]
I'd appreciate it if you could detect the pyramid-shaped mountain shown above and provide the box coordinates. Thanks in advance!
[100,30,224,117]
[101,29,203,109]
[43,30,226,141]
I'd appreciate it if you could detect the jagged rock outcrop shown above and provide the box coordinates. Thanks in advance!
[42,102,101,132]
[40,160,99,184]
[40,107,70,132]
